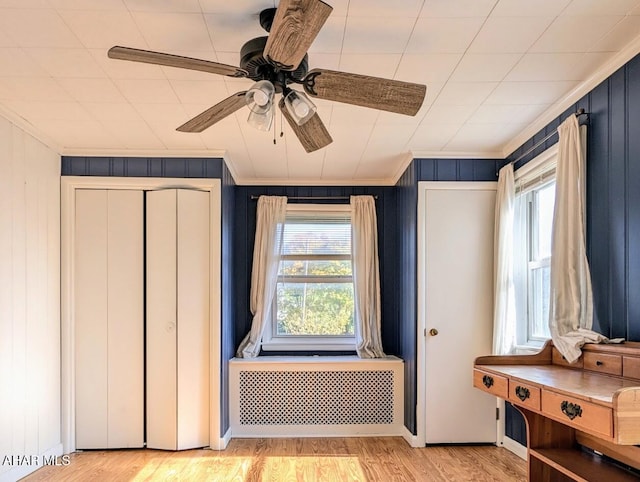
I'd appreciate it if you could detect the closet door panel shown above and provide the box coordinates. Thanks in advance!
[176,190,210,449]
[146,189,178,450]
[107,190,144,448]
[75,190,108,449]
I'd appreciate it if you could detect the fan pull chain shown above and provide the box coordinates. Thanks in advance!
[280,108,284,138]
[273,108,276,145]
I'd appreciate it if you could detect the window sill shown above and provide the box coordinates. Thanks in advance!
[261,339,356,352]
[231,354,402,363]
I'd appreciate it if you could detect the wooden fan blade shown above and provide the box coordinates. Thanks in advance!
[177,92,247,133]
[264,0,332,71]
[303,69,426,116]
[279,99,332,153]
[108,46,247,78]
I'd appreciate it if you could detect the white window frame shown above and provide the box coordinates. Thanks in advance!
[261,204,356,352]
[514,145,558,350]
[524,179,554,344]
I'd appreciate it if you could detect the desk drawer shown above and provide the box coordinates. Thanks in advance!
[508,380,541,410]
[473,369,508,398]
[623,356,640,380]
[542,390,612,438]
[552,347,583,368]
[583,352,622,376]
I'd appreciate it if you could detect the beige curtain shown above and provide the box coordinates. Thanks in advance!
[492,164,516,355]
[351,195,385,358]
[549,116,620,362]
[236,195,287,358]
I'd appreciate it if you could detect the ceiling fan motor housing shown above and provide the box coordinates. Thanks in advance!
[240,36,309,89]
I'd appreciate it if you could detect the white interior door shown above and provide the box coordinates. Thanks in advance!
[176,189,210,450]
[421,182,497,444]
[147,189,210,450]
[75,189,143,449]
[146,189,178,450]
[106,190,144,448]
[75,190,108,449]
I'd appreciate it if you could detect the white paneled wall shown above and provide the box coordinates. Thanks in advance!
[0,115,61,481]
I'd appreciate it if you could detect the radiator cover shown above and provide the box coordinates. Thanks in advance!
[229,357,403,437]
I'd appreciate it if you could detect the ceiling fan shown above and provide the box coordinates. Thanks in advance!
[108,0,427,153]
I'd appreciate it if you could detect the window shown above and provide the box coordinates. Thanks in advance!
[262,205,355,351]
[514,151,556,348]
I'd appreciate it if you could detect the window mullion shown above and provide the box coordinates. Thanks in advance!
[281,254,351,261]
[278,276,353,283]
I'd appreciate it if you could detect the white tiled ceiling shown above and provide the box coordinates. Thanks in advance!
[1,0,640,184]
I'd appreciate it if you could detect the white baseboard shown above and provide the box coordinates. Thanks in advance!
[0,443,64,482]
[210,428,232,451]
[503,436,527,460]
[230,424,403,438]
[402,426,421,448]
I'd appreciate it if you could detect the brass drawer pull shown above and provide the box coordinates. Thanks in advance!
[561,401,583,420]
[482,375,494,389]
[515,386,530,401]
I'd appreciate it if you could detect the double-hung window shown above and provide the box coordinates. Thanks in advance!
[514,150,556,348]
[262,205,355,351]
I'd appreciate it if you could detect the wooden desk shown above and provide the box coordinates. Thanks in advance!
[474,341,640,481]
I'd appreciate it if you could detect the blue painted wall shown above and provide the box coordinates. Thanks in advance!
[395,162,418,434]
[395,158,503,434]
[504,52,640,446]
[61,156,223,178]
[231,186,399,357]
[220,162,236,437]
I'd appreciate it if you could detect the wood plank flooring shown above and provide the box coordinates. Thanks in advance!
[23,438,527,481]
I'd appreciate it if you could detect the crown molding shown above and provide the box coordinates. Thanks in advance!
[410,149,503,159]
[230,176,398,186]
[61,148,226,158]
[225,148,402,186]
[389,151,415,185]
[222,152,240,184]
[0,104,62,154]
[502,33,640,158]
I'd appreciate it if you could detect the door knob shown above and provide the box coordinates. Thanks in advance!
[429,328,439,336]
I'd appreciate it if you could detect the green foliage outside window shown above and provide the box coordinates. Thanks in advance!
[276,221,354,337]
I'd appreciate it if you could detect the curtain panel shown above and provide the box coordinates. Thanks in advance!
[492,164,516,355]
[548,116,620,362]
[350,195,385,358]
[236,195,287,358]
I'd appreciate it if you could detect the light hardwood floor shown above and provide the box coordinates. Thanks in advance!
[23,438,527,481]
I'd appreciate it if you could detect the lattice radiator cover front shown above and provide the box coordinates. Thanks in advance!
[229,357,403,437]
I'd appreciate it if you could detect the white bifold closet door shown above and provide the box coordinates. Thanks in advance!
[146,189,210,450]
[75,190,144,449]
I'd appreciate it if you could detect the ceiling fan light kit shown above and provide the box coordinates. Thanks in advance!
[107,0,427,152]
[247,108,274,132]
[283,90,317,126]
[245,80,275,114]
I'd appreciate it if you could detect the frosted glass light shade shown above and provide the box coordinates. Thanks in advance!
[284,90,316,126]
[245,80,275,114]
[247,107,273,131]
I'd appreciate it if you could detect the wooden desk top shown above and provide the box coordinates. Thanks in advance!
[479,364,640,406]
